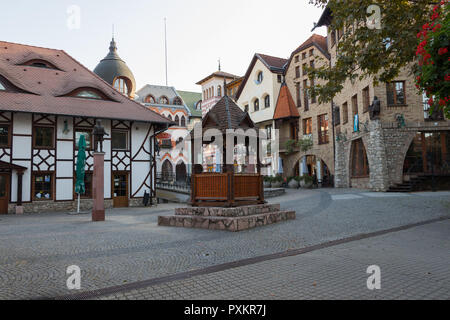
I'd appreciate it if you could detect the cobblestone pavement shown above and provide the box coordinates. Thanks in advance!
[96,219,450,300]
[0,189,449,299]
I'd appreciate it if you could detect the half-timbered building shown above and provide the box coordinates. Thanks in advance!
[0,41,171,214]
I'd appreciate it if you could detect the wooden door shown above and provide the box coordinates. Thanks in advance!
[0,174,10,214]
[112,173,129,208]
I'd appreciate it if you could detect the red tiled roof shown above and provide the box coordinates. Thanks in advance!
[273,83,299,120]
[293,34,328,55]
[257,53,288,72]
[235,53,288,101]
[0,41,172,125]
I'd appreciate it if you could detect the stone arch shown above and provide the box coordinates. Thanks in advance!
[393,131,418,184]
[349,138,369,178]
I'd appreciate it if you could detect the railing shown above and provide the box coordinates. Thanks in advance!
[156,173,191,193]
[191,172,264,207]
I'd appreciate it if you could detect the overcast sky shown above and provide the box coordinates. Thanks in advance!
[0,0,326,93]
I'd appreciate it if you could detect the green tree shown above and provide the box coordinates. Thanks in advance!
[308,0,449,116]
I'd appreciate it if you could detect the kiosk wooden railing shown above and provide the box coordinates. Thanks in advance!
[191,173,265,207]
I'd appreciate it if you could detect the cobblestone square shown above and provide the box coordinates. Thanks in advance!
[0,189,449,300]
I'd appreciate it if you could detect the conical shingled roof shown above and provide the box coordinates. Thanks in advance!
[94,38,136,98]
[273,83,300,120]
[203,95,255,132]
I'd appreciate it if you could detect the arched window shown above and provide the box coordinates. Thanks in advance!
[217,85,222,97]
[180,116,186,127]
[211,87,214,97]
[351,139,369,177]
[145,95,156,103]
[160,96,170,104]
[114,77,129,95]
[264,95,270,108]
[256,71,263,84]
[162,160,173,181]
[175,115,180,126]
[173,97,182,105]
[254,98,260,112]
[166,114,173,121]
[196,101,202,110]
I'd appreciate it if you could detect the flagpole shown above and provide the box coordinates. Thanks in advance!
[77,193,80,213]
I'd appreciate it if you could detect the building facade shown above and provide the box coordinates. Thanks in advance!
[282,34,334,185]
[0,41,170,214]
[315,9,450,191]
[235,53,287,176]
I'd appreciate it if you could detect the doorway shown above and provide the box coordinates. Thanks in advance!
[112,173,128,208]
[0,174,10,214]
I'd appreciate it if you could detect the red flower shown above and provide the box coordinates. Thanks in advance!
[438,47,449,55]
[445,74,450,81]
[439,99,446,106]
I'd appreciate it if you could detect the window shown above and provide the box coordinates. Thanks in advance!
[302,52,307,60]
[75,130,92,150]
[277,75,282,83]
[303,80,309,111]
[311,78,316,104]
[33,173,53,200]
[295,66,300,78]
[160,96,169,104]
[302,63,308,76]
[309,49,314,57]
[352,95,358,116]
[318,114,329,145]
[175,115,180,126]
[265,125,272,140]
[244,104,249,113]
[180,116,186,127]
[362,87,370,113]
[290,122,299,141]
[296,83,301,107]
[256,71,263,84]
[114,78,128,95]
[145,95,156,103]
[310,60,315,69]
[76,90,104,100]
[112,130,129,150]
[331,30,336,47]
[23,59,59,70]
[387,81,406,105]
[0,81,5,91]
[254,99,260,112]
[264,95,270,108]
[217,86,222,97]
[351,139,369,177]
[295,56,299,63]
[303,118,312,135]
[0,125,10,147]
[173,97,182,105]
[334,106,341,126]
[196,101,202,110]
[34,126,54,148]
[343,102,349,124]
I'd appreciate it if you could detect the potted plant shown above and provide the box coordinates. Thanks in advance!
[271,175,283,188]
[300,174,314,189]
[287,176,299,189]
[263,176,272,188]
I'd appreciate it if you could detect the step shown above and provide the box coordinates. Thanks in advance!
[159,210,296,232]
[175,204,281,217]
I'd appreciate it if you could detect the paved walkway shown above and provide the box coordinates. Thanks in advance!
[0,189,449,299]
[92,219,450,300]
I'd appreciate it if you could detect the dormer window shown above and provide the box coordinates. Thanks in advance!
[0,81,5,91]
[173,97,182,105]
[76,90,103,100]
[145,95,156,103]
[160,96,170,105]
[22,59,60,70]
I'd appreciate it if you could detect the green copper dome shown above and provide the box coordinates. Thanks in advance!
[94,38,136,98]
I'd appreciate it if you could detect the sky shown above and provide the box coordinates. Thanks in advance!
[0,0,326,93]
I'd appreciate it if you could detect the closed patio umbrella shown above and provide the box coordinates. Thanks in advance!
[75,134,86,213]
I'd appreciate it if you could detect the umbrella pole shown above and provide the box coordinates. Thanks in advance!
[77,193,80,213]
